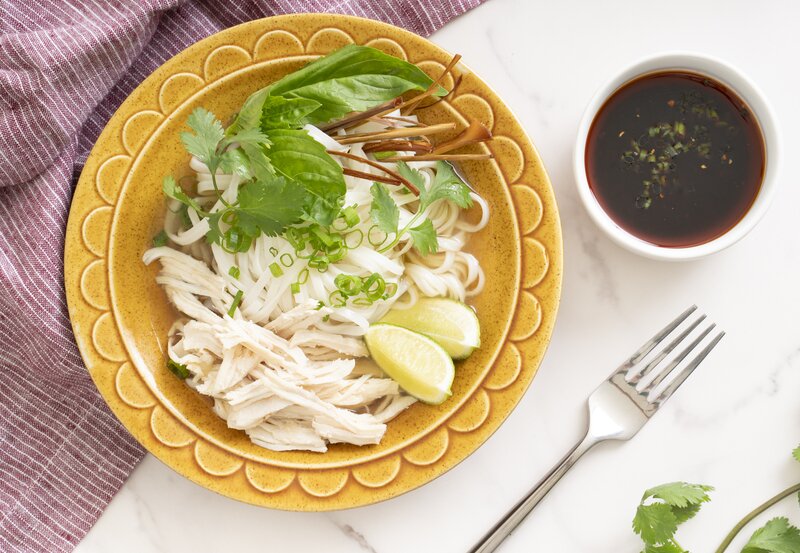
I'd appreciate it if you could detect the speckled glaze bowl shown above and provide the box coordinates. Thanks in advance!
[64,14,562,510]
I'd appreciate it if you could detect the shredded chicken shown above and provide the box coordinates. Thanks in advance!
[144,247,414,452]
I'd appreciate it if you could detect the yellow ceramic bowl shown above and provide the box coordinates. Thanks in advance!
[64,14,562,510]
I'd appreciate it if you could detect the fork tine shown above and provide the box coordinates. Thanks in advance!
[626,305,698,366]
[644,323,715,393]
[626,314,706,383]
[651,325,725,405]
[652,331,726,404]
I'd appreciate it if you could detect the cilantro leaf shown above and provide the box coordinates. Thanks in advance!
[644,542,686,553]
[370,182,399,235]
[632,482,712,551]
[162,175,204,214]
[217,147,251,179]
[743,517,800,553]
[633,503,679,545]
[396,161,426,193]
[408,218,438,255]
[792,445,800,464]
[644,482,714,510]
[180,108,225,171]
[235,176,306,237]
[419,161,473,210]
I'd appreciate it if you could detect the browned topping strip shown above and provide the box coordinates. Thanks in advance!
[329,150,420,195]
[379,153,493,162]
[432,120,493,155]
[333,122,456,145]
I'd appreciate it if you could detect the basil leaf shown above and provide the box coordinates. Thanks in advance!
[260,96,321,129]
[263,128,345,225]
[236,45,440,126]
[228,88,268,134]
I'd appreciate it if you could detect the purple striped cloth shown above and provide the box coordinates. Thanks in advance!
[0,1,484,551]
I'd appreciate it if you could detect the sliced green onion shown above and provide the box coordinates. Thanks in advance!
[167,359,190,379]
[383,282,398,299]
[285,227,307,250]
[280,253,294,267]
[352,296,374,307]
[368,225,388,247]
[311,226,335,248]
[228,266,240,279]
[269,246,279,257]
[152,230,168,247]
[290,282,300,294]
[298,268,310,284]
[372,150,396,161]
[314,301,325,311]
[322,314,331,322]
[228,290,243,317]
[222,228,252,253]
[221,209,238,225]
[269,262,284,277]
[335,274,363,297]
[344,229,364,249]
[326,244,347,263]
[342,206,360,227]
[328,290,347,307]
[363,273,386,301]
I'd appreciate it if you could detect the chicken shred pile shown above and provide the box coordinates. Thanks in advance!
[144,247,416,452]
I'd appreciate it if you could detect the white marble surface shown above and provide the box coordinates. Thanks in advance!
[77,1,800,551]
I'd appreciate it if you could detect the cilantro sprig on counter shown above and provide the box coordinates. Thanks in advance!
[633,445,800,553]
[633,482,713,551]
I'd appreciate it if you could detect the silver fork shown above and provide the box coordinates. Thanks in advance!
[469,305,725,553]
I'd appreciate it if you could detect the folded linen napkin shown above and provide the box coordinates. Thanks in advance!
[0,1,484,551]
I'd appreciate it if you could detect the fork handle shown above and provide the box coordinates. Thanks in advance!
[467,431,598,553]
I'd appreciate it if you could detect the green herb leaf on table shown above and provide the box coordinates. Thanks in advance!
[633,482,712,551]
[743,517,800,553]
[259,44,444,125]
[634,503,680,545]
[408,218,439,255]
[644,542,686,553]
[792,445,800,464]
[235,177,306,237]
[370,182,399,235]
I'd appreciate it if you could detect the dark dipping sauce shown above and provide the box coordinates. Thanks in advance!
[586,71,765,247]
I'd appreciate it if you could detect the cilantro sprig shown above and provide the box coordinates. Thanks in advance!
[633,445,800,553]
[633,482,713,552]
[369,160,472,255]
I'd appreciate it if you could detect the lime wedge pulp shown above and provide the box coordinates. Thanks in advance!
[379,298,480,360]
[364,323,455,405]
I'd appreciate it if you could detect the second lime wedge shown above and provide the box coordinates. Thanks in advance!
[379,298,480,359]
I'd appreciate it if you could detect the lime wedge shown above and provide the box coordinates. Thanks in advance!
[364,324,455,405]
[379,298,480,360]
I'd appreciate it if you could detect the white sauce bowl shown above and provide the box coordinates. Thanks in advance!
[573,52,780,261]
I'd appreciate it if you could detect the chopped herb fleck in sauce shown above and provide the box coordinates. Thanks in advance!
[586,71,765,247]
